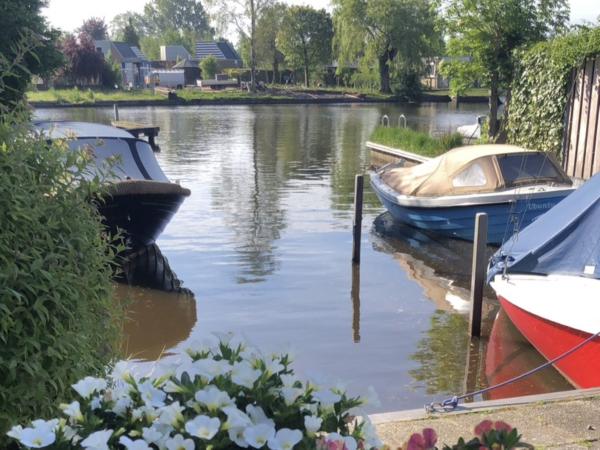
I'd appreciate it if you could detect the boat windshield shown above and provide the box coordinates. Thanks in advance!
[496,153,570,187]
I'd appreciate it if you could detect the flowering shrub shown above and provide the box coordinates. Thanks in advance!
[8,334,383,450]
[405,420,522,450]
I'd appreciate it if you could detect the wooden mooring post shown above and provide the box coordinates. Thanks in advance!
[113,104,119,121]
[469,212,488,337]
[352,174,364,264]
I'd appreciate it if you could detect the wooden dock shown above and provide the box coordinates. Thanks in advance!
[366,141,430,168]
[111,120,160,151]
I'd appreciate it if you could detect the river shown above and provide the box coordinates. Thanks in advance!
[34,103,572,413]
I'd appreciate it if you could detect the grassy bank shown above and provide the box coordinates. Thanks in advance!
[425,87,490,97]
[27,86,398,106]
[370,126,463,157]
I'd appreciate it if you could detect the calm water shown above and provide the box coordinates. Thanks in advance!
[34,103,572,412]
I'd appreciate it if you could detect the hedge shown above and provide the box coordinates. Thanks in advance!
[507,27,600,160]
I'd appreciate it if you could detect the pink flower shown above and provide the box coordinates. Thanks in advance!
[474,420,494,438]
[406,428,437,450]
[493,421,513,433]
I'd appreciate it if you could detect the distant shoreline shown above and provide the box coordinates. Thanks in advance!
[29,93,490,109]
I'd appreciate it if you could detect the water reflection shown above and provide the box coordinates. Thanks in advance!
[117,284,197,361]
[483,309,573,399]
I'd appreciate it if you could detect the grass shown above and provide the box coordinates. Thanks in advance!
[370,126,464,157]
[27,86,396,105]
[27,88,164,104]
[425,87,490,97]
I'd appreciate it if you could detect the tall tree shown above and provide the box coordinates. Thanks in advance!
[122,18,141,47]
[332,0,440,94]
[77,17,109,40]
[255,2,287,83]
[60,33,106,85]
[0,0,62,110]
[444,0,569,137]
[277,6,333,87]
[111,12,150,39]
[208,0,273,92]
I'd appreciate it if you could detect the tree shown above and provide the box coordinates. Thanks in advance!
[0,0,62,110]
[111,12,150,39]
[255,2,287,83]
[77,17,109,40]
[200,55,218,79]
[332,0,440,94]
[444,0,569,137]
[122,17,140,47]
[277,6,333,87]
[208,0,274,92]
[60,33,106,86]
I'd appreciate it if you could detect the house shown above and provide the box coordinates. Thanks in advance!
[195,41,242,69]
[172,58,202,86]
[160,45,192,64]
[95,40,151,87]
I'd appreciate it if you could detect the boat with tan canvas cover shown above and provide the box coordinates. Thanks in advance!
[370,144,576,244]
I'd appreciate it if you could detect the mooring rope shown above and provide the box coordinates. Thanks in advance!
[426,328,600,413]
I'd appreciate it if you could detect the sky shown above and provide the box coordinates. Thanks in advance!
[43,0,598,34]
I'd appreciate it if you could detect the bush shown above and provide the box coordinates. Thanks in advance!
[7,335,384,450]
[370,126,463,157]
[393,69,422,101]
[0,110,123,439]
[507,27,600,159]
[200,56,219,80]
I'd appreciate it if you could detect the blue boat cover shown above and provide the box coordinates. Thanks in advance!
[487,172,600,282]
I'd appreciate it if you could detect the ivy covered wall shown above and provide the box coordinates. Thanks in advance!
[506,27,600,160]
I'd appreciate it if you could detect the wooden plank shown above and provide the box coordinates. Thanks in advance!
[352,174,364,264]
[566,65,583,177]
[591,56,600,177]
[365,141,431,164]
[469,213,488,338]
[583,58,598,179]
[575,59,594,179]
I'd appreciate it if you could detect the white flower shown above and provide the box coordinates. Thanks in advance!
[231,361,261,388]
[119,436,152,450]
[304,416,322,434]
[157,401,185,427]
[228,427,249,448]
[138,380,167,407]
[264,358,284,375]
[60,401,83,422]
[195,386,234,411]
[72,376,107,398]
[112,396,133,417]
[361,416,384,449]
[280,387,303,406]
[110,360,134,382]
[279,375,298,387]
[31,419,59,433]
[62,425,80,442]
[313,389,341,408]
[222,406,252,429]
[163,380,184,393]
[80,429,113,450]
[6,425,23,440]
[18,427,56,448]
[364,386,381,408]
[90,395,102,410]
[267,428,303,450]
[131,405,159,422]
[165,434,195,450]
[184,415,221,440]
[243,423,275,448]
[246,405,274,427]
[142,426,162,444]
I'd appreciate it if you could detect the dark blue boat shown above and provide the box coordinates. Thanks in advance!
[34,121,191,247]
[370,145,576,245]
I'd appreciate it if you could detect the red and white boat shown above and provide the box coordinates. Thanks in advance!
[489,274,600,388]
[487,171,600,389]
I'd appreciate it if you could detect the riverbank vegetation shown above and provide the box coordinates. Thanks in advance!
[370,126,464,158]
[506,27,600,158]
[0,37,123,438]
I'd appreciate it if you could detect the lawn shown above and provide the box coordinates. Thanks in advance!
[369,126,464,157]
